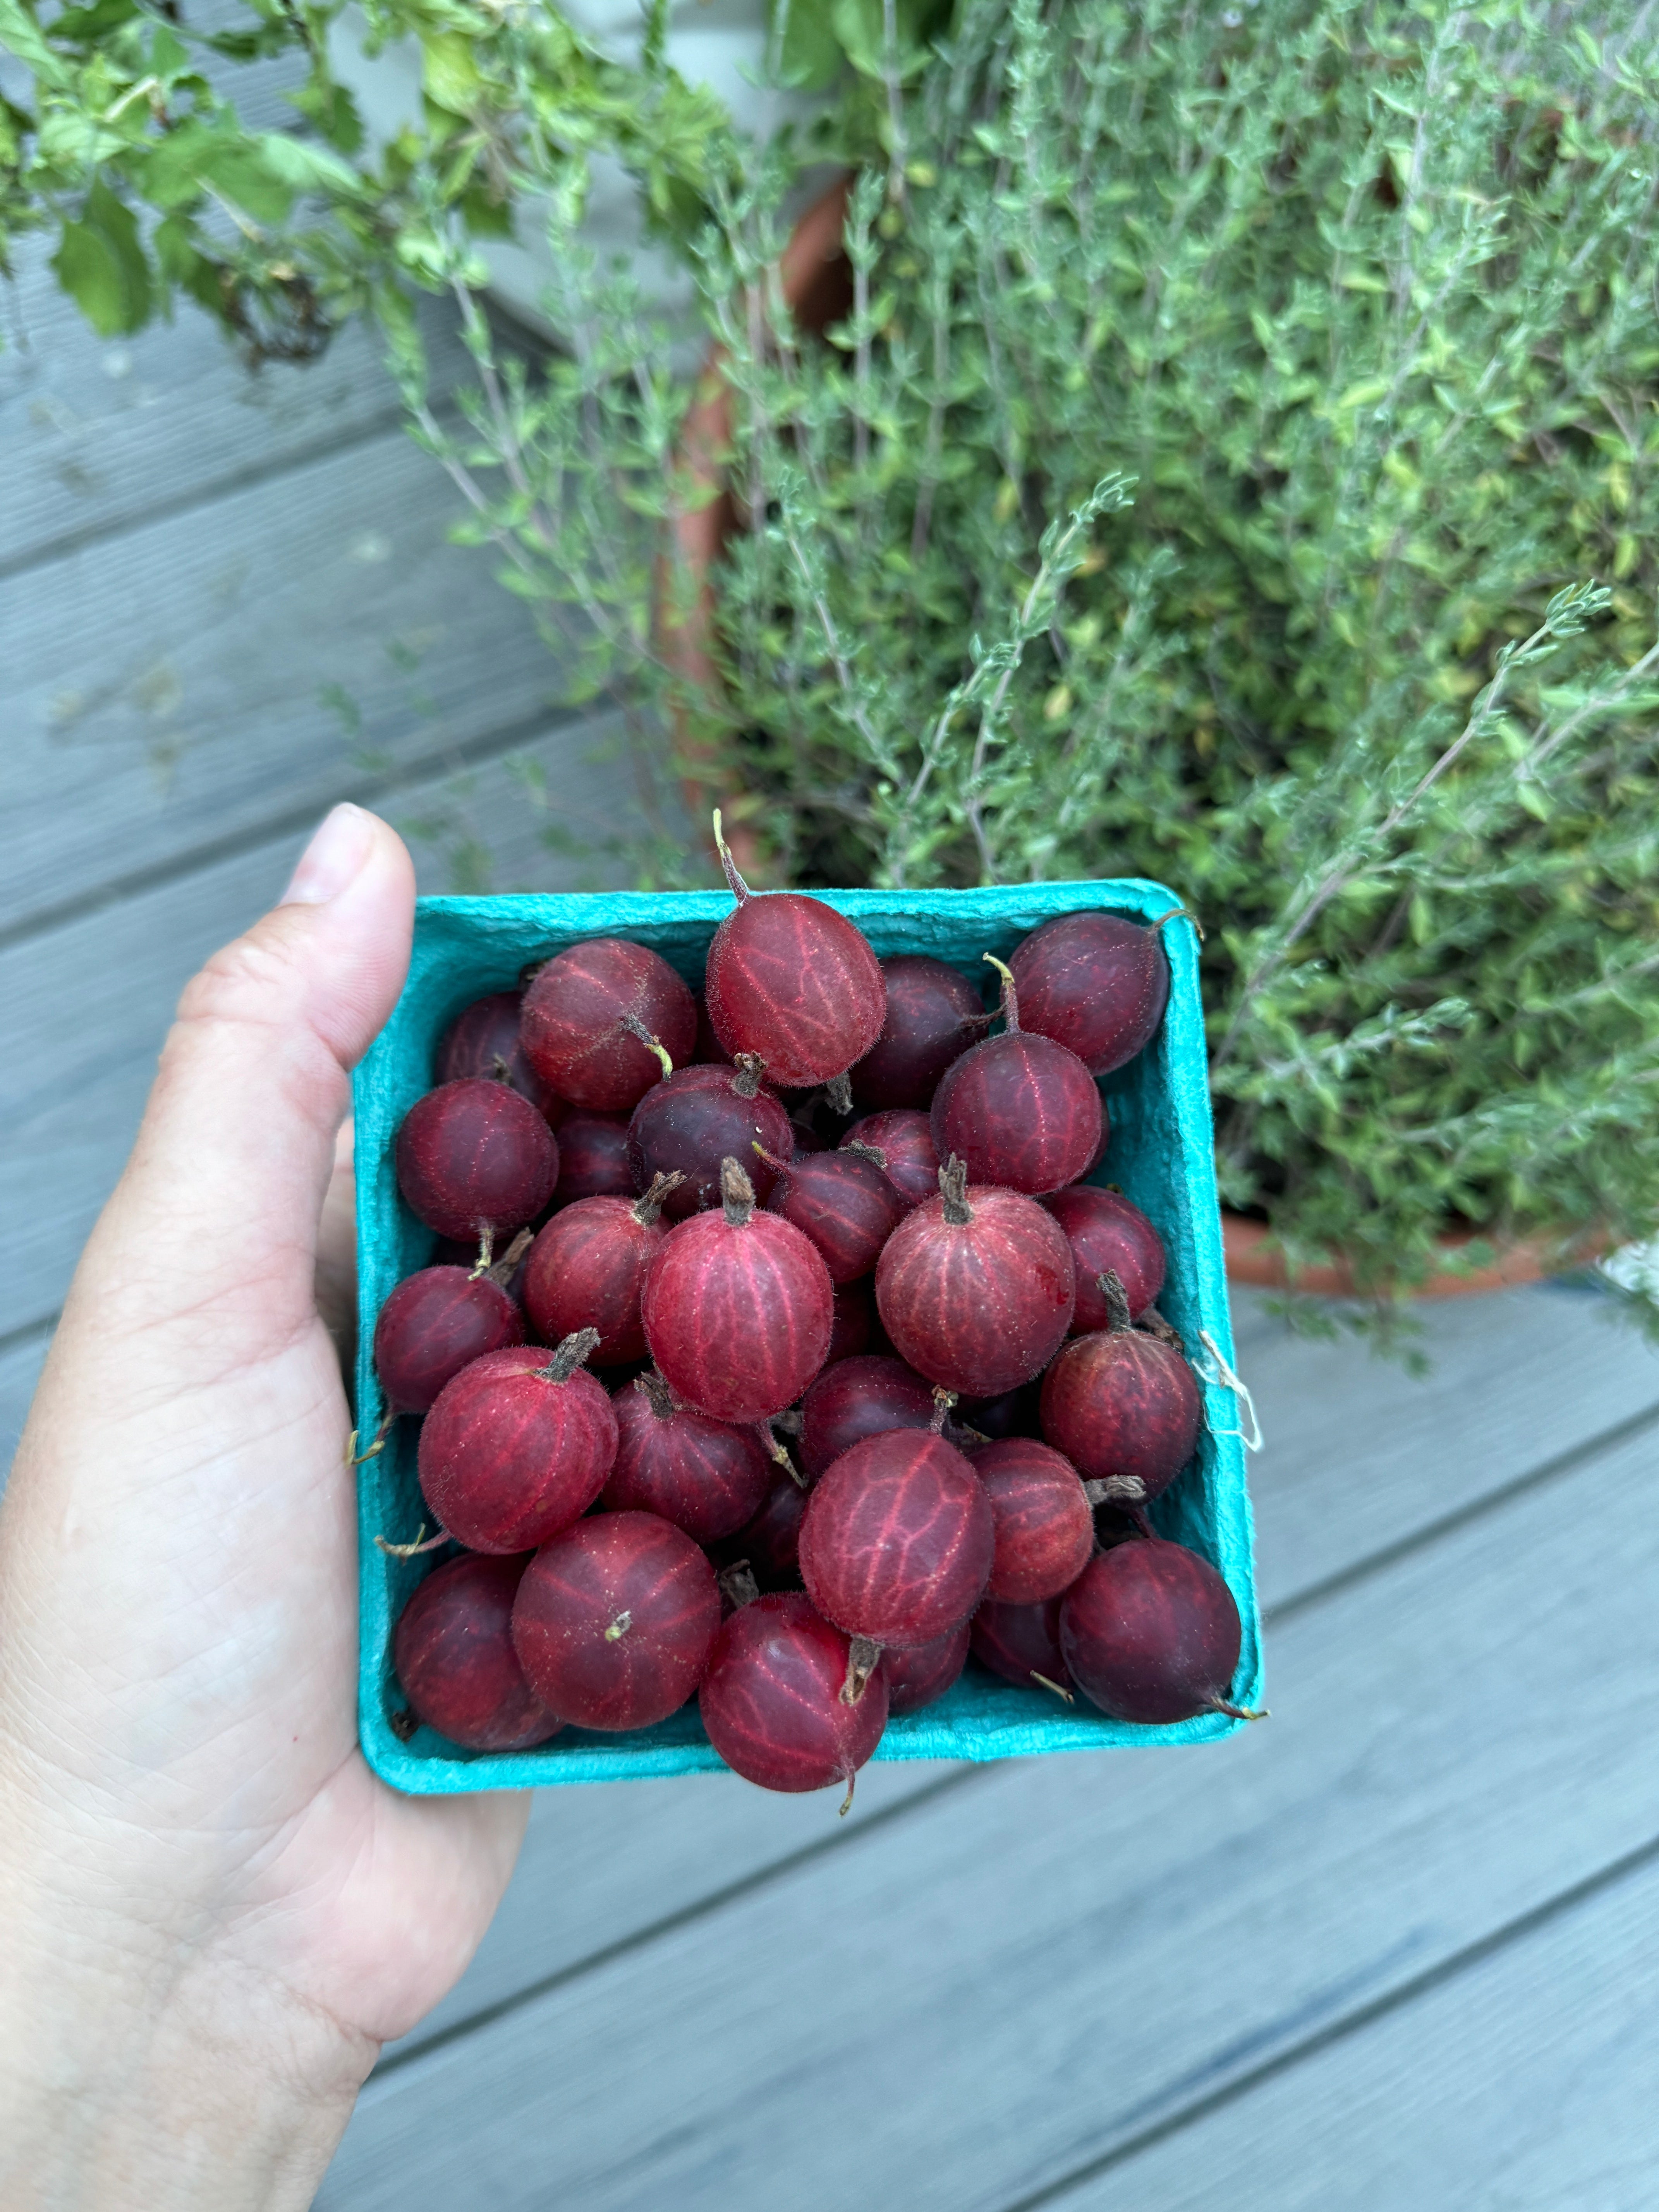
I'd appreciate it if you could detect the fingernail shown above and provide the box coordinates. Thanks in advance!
[280,804,374,906]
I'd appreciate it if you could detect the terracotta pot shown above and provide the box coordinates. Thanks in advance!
[1222,1212,1607,1299]
[662,178,854,878]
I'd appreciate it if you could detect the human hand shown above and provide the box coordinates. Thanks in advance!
[0,805,528,2211]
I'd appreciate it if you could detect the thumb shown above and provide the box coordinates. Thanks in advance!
[71,805,415,1365]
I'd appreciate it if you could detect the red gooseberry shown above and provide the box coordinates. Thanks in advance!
[875,1158,1075,1396]
[600,1370,775,1543]
[642,1159,833,1423]
[704,816,886,1088]
[1042,1184,1166,1331]
[628,1058,795,1218]
[1039,1270,1201,1499]
[522,1172,684,1367]
[522,938,697,1111]
[842,1111,938,1211]
[436,990,565,1124]
[392,1553,562,1751]
[798,1353,938,1481]
[553,1110,634,1201]
[850,956,988,1111]
[699,1591,890,1801]
[732,1469,812,1590]
[395,1077,559,1249]
[1060,1537,1254,1724]
[882,1619,971,1716]
[417,1333,618,1554]
[970,1596,1076,1702]
[512,1510,721,1731]
[799,1427,994,1669]
[1007,908,1175,1076]
[373,1262,526,1417]
[762,1146,903,1285]
[973,1437,1095,1604]
[930,955,1102,1196]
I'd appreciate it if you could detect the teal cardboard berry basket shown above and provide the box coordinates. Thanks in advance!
[354,882,1261,1793]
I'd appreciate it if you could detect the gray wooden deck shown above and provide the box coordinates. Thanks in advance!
[6,244,1659,2212]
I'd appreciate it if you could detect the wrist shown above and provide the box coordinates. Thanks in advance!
[0,1869,373,2212]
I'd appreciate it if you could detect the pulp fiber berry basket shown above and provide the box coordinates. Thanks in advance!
[354,882,1261,1794]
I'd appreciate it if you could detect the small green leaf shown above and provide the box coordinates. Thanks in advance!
[51,178,152,336]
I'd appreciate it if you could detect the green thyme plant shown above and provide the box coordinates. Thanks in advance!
[412,0,1659,1322]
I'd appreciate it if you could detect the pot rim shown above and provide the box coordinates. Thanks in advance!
[1221,1210,1607,1299]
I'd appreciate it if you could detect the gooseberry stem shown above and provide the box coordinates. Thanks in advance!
[538,1327,601,1384]
[982,951,1021,1030]
[938,1154,973,1226]
[617,1013,674,1079]
[720,1156,757,1227]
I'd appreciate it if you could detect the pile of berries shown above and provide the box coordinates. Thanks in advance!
[372,835,1253,1809]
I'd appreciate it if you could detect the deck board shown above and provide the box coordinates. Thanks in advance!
[320,1413,1659,2210]
[0,710,655,1346]
[1053,1844,1659,2212]
[0,240,477,580]
[0,422,581,943]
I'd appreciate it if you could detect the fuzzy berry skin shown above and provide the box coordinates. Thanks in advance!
[521,938,697,1111]
[512,1511,720,1732]
[642,1199,833,1424]
[628,1066,795,1219]
[733,1472,811,1589]
[970,1596,1074,1696]
[825,1283,874,1364]
[764,1150,903,1285]
[800,1429,994,1650]
[931,1029,1103,1197]
[973,1437,1095,1604]
[392,1553,562,1751]
[850,957,986,1111]
[1060,1539,1242,1724]
[1008,911,1171,1077]
[875,1180,1076,1396]
[881,1619,971,1716]
[705,892,886,1086]
[601,1377,775,1543]
[699,1592,889,1795]
[395,1079,560,1244]
[692,993,733,1066]
[843,1111,939,1212]
[522,1195,668,1366]
[798,1354,938,1481]
[373,1266,525,1415]
[1042,1185,1166,1331]
[553,1111,634,1202]
[1040,1326,1201,1495]
[436,990,565,1125]
[418,1346,619,1554]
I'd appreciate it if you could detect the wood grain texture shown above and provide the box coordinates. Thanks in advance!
[1241,1282,1659,1607]
[0,239,476,579]
[380,1759,972,2065]
[0,422,572,940]
[319,1422,1659,2211]
[1055,1844,1659,2212]
[0,715,657,1340]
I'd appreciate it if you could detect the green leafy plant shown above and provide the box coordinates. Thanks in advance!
[414,0,1659,1324]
